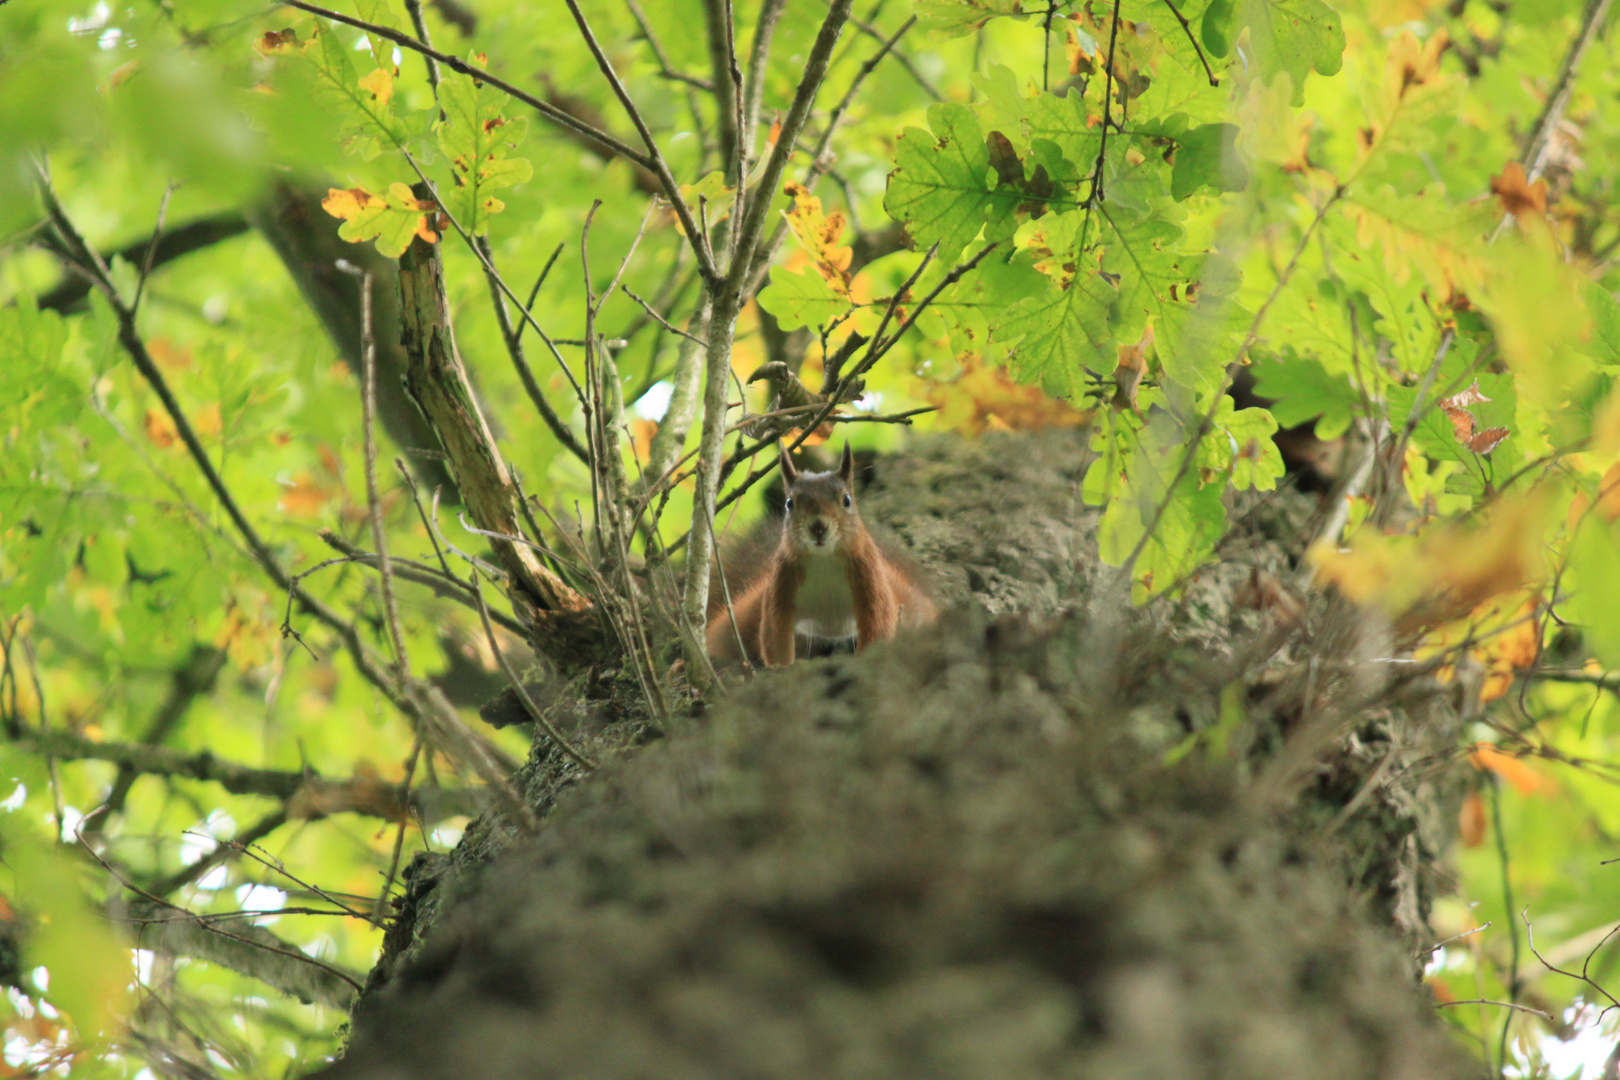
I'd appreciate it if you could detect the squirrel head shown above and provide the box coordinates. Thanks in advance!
[779,442,859,555]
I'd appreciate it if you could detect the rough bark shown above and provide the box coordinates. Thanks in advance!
[395,229,591,621]
[314,429,1474,1080]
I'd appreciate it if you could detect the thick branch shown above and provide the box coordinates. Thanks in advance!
[680,0,855,678]
[126,900,361,1010]
[17,728,479,822]
[250,180,456,495]
[36,213,251,313]
[395,225,591,617]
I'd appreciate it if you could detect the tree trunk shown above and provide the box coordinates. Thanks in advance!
[316,429,1475,1080]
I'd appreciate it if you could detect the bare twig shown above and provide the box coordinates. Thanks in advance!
[514,241,566,345]
[680,0,857,677]
[554,0,722,284]
[1160,0,1219,86]
[373,734,424,925]
[469,573,597,770]
[1521,0,1614,180]
[336,261,411,678]
[845,5,942,99]
[477,236,590,464]
[1436,999,1553,1020]
[130,182,174,317]
[738,0,789,179]
[401,0,440,90]
[282,0,650,167]
[624,0,715,89]
[19,728,477,820]
[624,285,707,346]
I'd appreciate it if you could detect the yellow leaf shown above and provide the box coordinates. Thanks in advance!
[1309,494,1550,633]
[1381,29,1447,112]
[321,186,384,221]
[143,408,177,449]
[1478,228,1593,408]
[358,66,393,106]
[920,354,1092,435]
[193,402,223,439]
[781,181,854,297]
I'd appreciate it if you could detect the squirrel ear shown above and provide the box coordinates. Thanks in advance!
[839,440,854,485]
[779,444,799,484]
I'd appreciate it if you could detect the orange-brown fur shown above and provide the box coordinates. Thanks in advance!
[706,444,936,668]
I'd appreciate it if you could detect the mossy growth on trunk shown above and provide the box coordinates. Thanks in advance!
[323,430,1475,1080]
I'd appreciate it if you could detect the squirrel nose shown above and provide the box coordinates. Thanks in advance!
[809,520,828,544]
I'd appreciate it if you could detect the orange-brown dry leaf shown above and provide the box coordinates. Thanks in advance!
[254,27,299,54]
[1469,742,1556,797]
[1458,791,1488,847]
[1111,326,1153,413]
[1490,160,1548,219]
[1475,602,1541,701]
[279,472,334,518]
[781,181,853,296]
[148,338,192,370]
[1438,380,1510,454]
[922,354,1092,435]
[143,408,178,449]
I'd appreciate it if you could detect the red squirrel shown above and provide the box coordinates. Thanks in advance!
[705,443,936,668]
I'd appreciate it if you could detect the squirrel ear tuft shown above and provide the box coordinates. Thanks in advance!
[779,443,800,484]
[839,441,854,485]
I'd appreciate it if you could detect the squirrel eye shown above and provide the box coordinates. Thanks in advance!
[842,493,852,508]
[784,497,794,511]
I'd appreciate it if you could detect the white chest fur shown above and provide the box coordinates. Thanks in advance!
[795,551,857,638]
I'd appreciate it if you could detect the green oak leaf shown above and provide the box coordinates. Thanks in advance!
[913,0,1026,38]
[1248,351,1359,439]
[1202,400,1284,490]
[1171,123,1249,200]
[1582,279,1620,365]
[1201,0,1234,56]
[301,20,411,160]
[884,102,1023,264]
[436,65,533,235]
[1234,0,1346,104]
[757,266,849,331]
